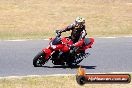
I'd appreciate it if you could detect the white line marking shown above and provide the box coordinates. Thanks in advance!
[0,72,132,79]
[0,36,132,41]
[5,40,27,41]
[98,36,132,38]
[111,72,132,74]
[0,74,75,79]
[98,37,116,38]
[0,39,50,42]
[44,39,50,40]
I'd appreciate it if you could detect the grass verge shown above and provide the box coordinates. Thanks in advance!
[0,74,131,88]
[0,0,132,40]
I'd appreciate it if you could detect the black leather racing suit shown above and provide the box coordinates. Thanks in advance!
[59,23,87,43]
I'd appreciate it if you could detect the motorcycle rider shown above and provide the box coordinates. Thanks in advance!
[57,17,87,51]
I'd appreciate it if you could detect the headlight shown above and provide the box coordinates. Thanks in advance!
[51,45,56,49]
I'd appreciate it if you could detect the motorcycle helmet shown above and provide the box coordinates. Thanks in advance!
[75,17,85,28]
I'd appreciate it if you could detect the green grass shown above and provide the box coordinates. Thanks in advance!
[0,0,132,40]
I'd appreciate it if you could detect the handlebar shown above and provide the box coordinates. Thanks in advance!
[55,30,61,37]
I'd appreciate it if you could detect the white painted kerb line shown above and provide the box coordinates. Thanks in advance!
[0,74,75,79]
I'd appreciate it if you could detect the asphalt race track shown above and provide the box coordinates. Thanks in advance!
[0,37,132,77]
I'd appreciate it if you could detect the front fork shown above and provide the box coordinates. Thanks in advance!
[42,47,53,60]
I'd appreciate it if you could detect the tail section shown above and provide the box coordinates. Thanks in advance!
[85,38,94,49]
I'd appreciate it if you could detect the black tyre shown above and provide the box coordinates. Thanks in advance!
[33,51,47,67]
[76,76,86,85]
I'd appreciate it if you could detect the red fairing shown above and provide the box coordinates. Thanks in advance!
[54,44,63,51]
[61,45,69,52]
[90,38,94,43]
[42,48,52,60]
[61,37,73,45]
[74,39,84,47]
[85,38,94,49]
[61,38,73,52]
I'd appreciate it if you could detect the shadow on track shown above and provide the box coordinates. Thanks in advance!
[42,65,96,69]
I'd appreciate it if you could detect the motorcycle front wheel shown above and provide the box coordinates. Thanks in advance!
[33,51,47,67]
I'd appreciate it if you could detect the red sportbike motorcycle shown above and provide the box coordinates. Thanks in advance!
[33,31,94,67]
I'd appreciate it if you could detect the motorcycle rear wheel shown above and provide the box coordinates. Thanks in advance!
[33,51,47,67]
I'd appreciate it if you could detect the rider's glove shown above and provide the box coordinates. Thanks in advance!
[56,30,61,37]
[56,30,62,34]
